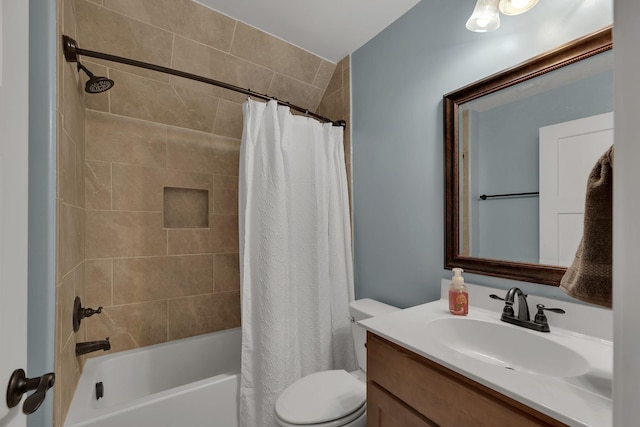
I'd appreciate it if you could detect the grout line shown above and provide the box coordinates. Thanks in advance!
[110,258,114,306]
[212,254,216,294]
[229,20,238,54]
[84,252,238,261]
[170,33,176,68]
[109,162,113,210]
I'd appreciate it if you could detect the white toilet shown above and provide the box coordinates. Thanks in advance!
[274,298,399,427]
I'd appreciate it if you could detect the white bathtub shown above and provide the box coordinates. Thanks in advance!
[65,328,241,427]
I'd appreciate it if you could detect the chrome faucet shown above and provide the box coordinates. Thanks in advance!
[490,288,565,332]
[76,337,111,356]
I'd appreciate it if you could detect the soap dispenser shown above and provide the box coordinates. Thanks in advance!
[449,268,468,316]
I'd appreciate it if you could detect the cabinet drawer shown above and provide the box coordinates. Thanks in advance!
[367,332,566,427]
[368,381,438,427]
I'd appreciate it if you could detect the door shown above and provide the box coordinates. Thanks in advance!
[539,112,614,266]
[1,0,29,426]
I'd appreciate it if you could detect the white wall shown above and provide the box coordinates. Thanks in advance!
[613,0,640,424]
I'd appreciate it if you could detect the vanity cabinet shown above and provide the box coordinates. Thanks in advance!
[366,332,567,427]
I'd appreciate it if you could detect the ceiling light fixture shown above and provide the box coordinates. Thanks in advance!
[466,0,501,33]
[466,0,538,33]
[498,0,538,15]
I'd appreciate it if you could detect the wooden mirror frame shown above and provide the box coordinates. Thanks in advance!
[443,27,612,286]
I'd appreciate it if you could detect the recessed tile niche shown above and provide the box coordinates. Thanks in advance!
[163,187,209,228]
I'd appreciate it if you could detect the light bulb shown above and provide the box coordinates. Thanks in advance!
[466,0,501,33]
[498,0,538,15]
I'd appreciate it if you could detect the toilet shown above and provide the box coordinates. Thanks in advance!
[274,299,399,427]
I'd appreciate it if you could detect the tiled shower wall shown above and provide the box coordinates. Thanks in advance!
[55,0,87,425]
[55,0,351,425]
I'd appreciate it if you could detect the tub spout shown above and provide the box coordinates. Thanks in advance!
[76,337,111,356]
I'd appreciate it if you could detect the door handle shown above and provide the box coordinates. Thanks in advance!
[6,369,55,415]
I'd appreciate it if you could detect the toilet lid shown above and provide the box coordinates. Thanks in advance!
[275,370,366,425]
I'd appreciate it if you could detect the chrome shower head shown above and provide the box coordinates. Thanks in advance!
[77,62,114,94]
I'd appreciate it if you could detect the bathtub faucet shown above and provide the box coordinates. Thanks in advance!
[76,337,111,356]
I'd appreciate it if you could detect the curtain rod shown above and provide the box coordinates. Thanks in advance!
[62,35,346,128]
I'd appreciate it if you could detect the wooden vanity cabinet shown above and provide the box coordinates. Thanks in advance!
[366,332,567,427]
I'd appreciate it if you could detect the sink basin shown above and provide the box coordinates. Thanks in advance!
[424,317,590,377]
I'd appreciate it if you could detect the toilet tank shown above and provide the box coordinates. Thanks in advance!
[349,299,399,372]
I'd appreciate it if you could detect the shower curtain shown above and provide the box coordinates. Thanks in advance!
[238,99,356,426]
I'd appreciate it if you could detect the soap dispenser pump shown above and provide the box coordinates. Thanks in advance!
[449,268,468,316]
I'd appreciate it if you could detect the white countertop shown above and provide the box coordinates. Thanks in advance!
[360,280,613,427]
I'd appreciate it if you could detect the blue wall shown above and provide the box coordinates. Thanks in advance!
[351,0,613,308]
[28,0,57,425]
[472,67,613,263]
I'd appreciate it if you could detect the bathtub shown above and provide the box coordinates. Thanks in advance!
[65,327,241,427]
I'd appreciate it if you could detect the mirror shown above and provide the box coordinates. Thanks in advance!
[444,27,612,286]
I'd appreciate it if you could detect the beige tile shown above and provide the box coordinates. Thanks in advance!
[60,203,85,276]
[343,118,352,165]
[165,213,238,254]
[75,0,171,83]
[85,211,166,259]
[110,164,214,213]
[113,255,213,304]
[213,100,243,139]
[76,140,86,208]
[85,259,113,308]
[62,61,86,147]
[58,336,81,425]
[81,61,110,112]
[268,74,324,113]
[317,89,344,123]
[85,161,111,210]
[109,69,219,132]
[112,163,164,212]
[215,254,240,292]
[59,131,77,205]
[163,187,210,228]
[86,111,167,167]
[75,262,86,311]
[56,112,63,199]
[57,272,76,351]
[340,56,350,71]
[167,229,212,255]
[346,161,352,213]
[171,35,273,101]
[76,0,173,67]
[104,0,236,52]
[323,64,343,98]
[210,214,239,253]
[168,291,240,340]
[231,22,321,85]
[62,0,76,40]
[313,60,337,90]
[166,127,240,176]
[164,169,214,204]
[343,67,351,118]
[86,300,168,354]
[56,198,63,284]
[213,175,238,214]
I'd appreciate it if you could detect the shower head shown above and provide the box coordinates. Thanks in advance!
[77,62,114,94]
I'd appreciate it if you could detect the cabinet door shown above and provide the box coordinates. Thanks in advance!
[368,382,438,427]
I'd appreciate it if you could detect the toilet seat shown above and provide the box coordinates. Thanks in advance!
[275,403,366,427]
[275,370,366,426]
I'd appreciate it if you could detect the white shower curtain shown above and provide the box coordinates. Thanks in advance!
[238,99,356,426]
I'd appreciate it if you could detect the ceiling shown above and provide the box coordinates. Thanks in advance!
[194,0,421,63]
